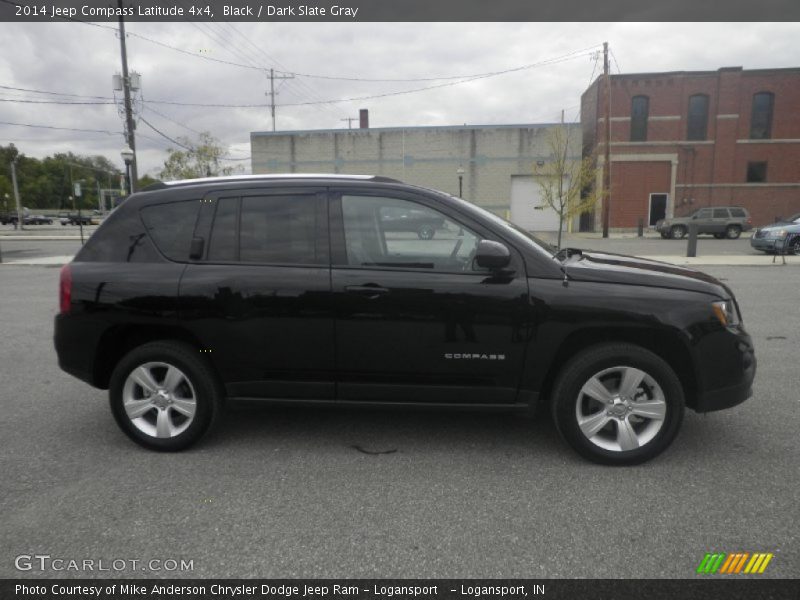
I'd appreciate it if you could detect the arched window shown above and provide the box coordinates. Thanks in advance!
[630,96,649,142]
[750,92,774,140]
[687,94,709,141]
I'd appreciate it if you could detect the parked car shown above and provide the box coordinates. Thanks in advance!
[750,213,800,255]
[23,214,53,225]
[655,207,752,239]
[379,206,446,239]
[58,212,92,226]
[54,175,756,465]
[0,212,19,225]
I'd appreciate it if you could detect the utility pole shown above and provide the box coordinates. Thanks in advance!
[266,68,294,131]
[340,117,357,129]
[10,155,24,230]
[601,41,611,238]
[118,0,138,192]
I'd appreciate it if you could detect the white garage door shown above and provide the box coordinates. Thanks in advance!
[510,175,561,232]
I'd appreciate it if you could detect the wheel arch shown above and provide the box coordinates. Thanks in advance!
[536,326,699,410]
[91,325,219,390]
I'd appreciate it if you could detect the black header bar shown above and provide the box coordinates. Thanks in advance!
[2,0,800,22]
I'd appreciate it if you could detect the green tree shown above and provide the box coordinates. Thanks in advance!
[158,132,239,181]
[137,174,161,189]
[534,126,604,250]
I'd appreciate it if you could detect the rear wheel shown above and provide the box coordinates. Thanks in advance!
[109,341,222,451]
[670,225,687,239]
[551,343,684,465]
[417,225,435,240]
[788,237,800,255]
[725,225,741,239]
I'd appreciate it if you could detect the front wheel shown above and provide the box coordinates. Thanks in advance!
[550,343,684,465]
[787,236,800,255]
[109,341,222,451]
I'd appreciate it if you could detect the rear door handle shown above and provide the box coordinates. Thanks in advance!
[345,284,390,298]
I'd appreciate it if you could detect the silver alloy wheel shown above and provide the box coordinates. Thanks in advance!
[122,361,197,439]
[575,365,667,452]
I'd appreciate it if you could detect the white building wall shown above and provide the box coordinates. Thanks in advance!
[251,124,581,221]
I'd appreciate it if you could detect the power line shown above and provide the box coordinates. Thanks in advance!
[0,97,115,105]
[0,120,121,135]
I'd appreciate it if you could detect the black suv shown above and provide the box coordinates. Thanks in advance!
[54,175,756,464]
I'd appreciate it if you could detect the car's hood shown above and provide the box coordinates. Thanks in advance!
[562,250,730,297]
[758,222,800,232]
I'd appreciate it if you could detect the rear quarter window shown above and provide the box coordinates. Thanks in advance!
[140,200,200,261]
[75,208,159,263]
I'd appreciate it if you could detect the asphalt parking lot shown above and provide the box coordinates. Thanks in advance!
[0,264,797,579]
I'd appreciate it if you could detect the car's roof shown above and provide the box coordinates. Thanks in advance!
[143,174,400,191]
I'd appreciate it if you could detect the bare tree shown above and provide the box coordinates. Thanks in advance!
[534,126,604,250]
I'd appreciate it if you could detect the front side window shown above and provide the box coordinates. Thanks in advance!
[630,95,649,142]
[341,195,482,272]
[207,194,323,264]
[750,92,774,139]
[687,94,709,141]
[694,208,712,219]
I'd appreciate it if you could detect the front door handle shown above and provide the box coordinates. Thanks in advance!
[345,284,390,299]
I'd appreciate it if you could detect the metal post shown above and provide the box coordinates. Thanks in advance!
[686,223,698,257]
[10,158,24,230]
[118,2,138,192]
[637,217,644,237]
[601,42,611,238]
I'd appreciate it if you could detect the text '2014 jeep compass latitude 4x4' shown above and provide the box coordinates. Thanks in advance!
[54,175,756,465]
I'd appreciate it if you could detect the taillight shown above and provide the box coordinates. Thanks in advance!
[59,263,72,314]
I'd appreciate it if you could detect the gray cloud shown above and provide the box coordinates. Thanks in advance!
[1,21,798,177]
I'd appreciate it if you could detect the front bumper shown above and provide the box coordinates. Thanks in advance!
[694,331,756,413]
[750,237,785,252]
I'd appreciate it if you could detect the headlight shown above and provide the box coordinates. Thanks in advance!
[773,229,788,238]
[712,300,740,327]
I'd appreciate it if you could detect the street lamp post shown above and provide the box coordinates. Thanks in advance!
[121,147,134,196]
[456,166,465,198]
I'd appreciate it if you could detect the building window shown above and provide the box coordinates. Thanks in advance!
[687,94,709,141]
[750,92,774,139]
[630,95,649,142]
[746,162,767,183]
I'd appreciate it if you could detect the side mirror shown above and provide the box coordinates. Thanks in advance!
[475,240,511,270]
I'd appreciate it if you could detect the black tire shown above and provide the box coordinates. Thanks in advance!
[788,236,800,256]
[417,225,435,240]
[725,225,741,239]
[550,343,685,466]
[109,341,223,451]
[670,225,686,239]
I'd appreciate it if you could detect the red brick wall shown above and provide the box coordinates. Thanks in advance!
[610,161,672,227]
[586,67,800,227]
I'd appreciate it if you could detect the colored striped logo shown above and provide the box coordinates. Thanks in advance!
[696,552,774,574]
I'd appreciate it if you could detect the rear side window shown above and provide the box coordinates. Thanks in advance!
[712,208,729,219]
[76,208,159,263]
[207,194,324,265]
[140,200,200,261]
[730,208,747,218]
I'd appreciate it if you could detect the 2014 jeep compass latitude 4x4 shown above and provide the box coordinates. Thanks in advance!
[54,175,756,464]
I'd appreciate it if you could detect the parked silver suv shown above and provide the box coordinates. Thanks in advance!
[656,207,752,240]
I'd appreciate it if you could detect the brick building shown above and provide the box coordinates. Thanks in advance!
[251,119,581,232]
[581,66,800,229]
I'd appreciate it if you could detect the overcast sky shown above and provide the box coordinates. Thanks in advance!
[1,21,799,178]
